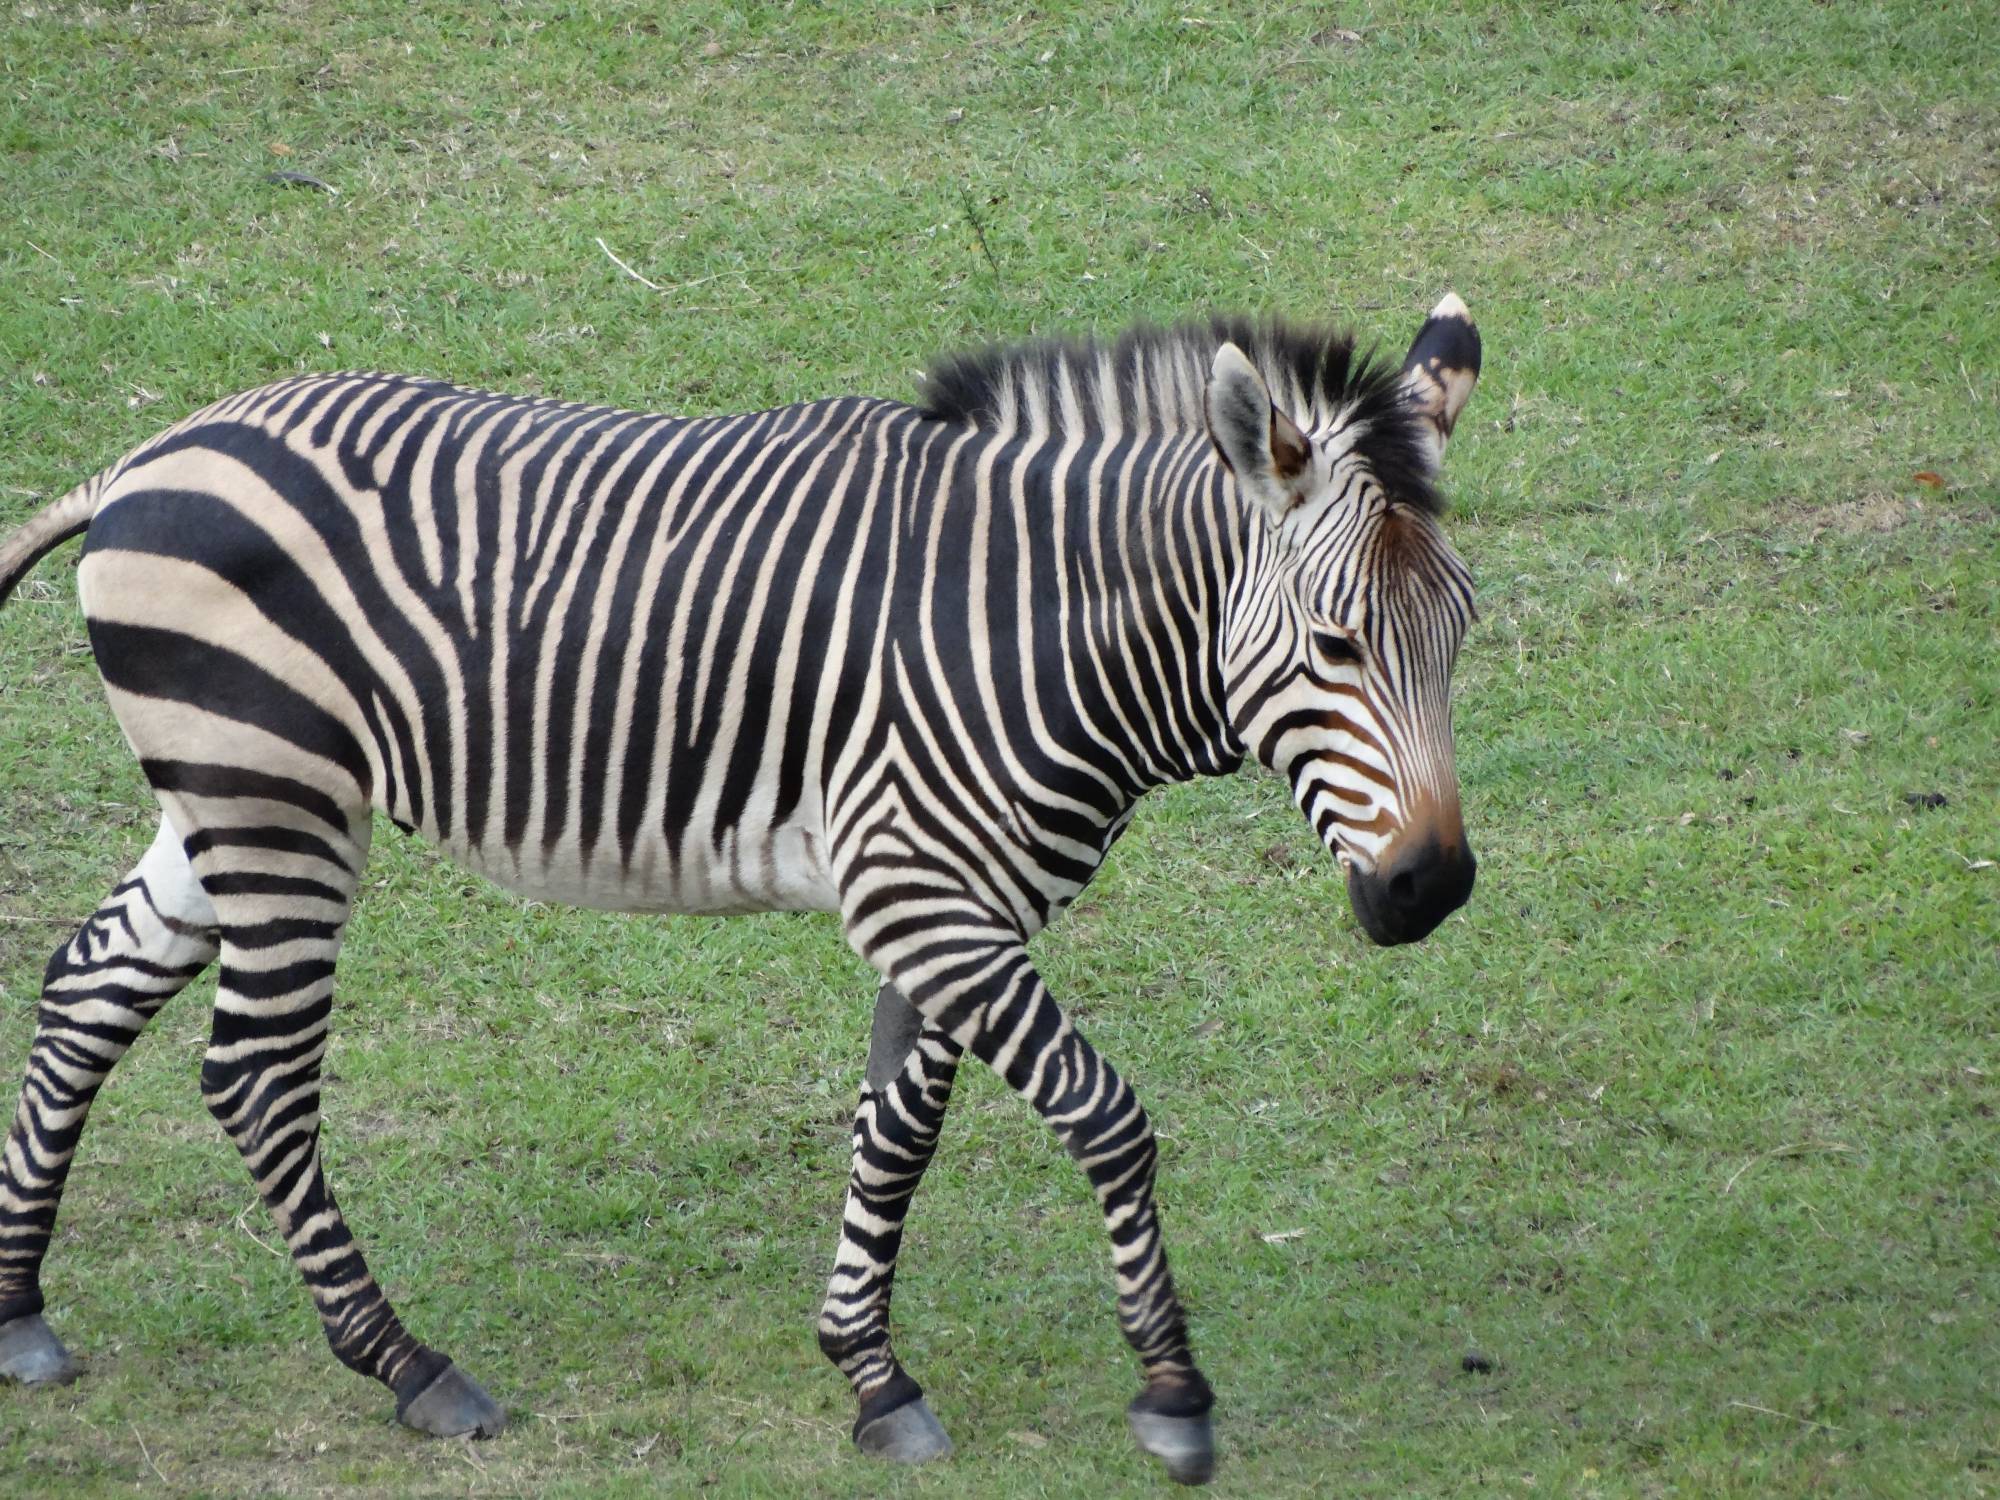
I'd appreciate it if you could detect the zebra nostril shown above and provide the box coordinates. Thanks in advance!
[1389,869,1417,908]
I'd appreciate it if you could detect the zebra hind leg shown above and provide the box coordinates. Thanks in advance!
[818,983,962,1464]
[188,806,504,1439]
[0,818,219,1385]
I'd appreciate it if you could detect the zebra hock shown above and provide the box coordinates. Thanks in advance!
[0,295,1482,1482]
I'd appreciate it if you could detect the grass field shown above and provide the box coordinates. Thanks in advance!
[1,1,1995,1495]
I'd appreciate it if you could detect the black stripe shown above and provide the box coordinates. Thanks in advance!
[141,760,352,835]
[92,622,371,791]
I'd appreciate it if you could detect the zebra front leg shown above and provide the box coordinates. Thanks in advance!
[858,920,1216,1484]
[818,982,963,1464]
[192,819,504,1439]
[0,819,217,1385]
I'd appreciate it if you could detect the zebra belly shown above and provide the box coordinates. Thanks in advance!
[442,822,842,916]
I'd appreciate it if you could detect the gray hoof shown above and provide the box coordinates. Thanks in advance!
[855,1395,953,1464]
[0,1314,78,1386]
[398,1362,506,1438]
[1129,1407,1215,1485]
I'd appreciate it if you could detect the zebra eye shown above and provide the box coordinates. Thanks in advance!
[1311,629,1361,666]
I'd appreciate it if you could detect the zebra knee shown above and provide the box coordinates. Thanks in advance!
[1063,1085,1159,1186]
[197,1059,237,1126]
[197,1051,262,1129]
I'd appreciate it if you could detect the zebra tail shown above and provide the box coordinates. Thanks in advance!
[0,473,106,609]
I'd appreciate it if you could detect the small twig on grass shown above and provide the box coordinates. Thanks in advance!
[959,187,1004,284]
[592,240,788,304]
[1729,1400,1841,1433]
[132,1422,169,1484]
[594,236,666,292]
[1722,1140,1854,1195]
[264,171,339,196]
[641,269,747,296]
[235,1201,285,1257]
[711,1391,843,1438]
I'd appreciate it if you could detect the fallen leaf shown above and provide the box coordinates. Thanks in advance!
[268,140,294,156]
[1260,1228,1307,1245]
[1006,1430,1049,1449]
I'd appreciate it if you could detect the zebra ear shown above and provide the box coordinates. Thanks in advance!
[1400,293,1481,472]
[1207,342,1312,523]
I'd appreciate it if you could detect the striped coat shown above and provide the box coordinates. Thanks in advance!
[0,294,1483,1482]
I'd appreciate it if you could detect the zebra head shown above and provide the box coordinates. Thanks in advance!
[1208,295,1482,946]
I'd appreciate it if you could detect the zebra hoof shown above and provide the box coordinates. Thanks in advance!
[854,1395,953,1464]
[397,1362,506,1439]
[0,1314,79,1386]
[1128,1406,1216,1486]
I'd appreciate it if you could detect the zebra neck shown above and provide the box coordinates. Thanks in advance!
[1047,429,1245,798]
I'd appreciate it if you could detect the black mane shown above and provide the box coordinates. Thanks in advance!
[916,317,1443,514]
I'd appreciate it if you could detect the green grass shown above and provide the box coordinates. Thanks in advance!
[1,1,1995,1495]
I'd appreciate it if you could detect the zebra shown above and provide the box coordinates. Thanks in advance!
[0,293,1482,1483]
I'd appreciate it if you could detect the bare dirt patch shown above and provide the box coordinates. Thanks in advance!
[1766,491,1927,537]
